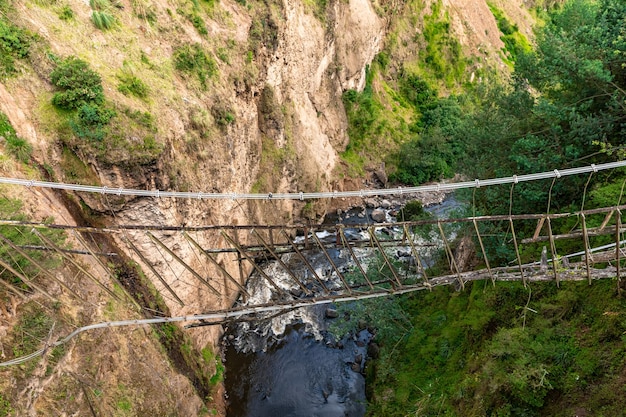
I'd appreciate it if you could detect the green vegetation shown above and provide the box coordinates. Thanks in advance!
[211,104,235,128]
[359,1,626,414]
[50,56,105,110]
[366,280,626,416]
[49,56,162,167]
[0,394,12,417]
[173,44,218,89]
[10,307,56,373]
[0,19,31,78]
[488,3,532,64]
[1,112,32,163]
[0,197,66,289]
[58,5,74,20]
[421,0,466,86]
[89,0,117,30]
[117,72,150,99]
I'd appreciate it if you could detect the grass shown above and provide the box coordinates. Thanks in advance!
[117,71,150,99]
[173,44,218,90]
[365,279,626,416]
[0,394,11,417]
[488,3,532,65]
[1,112,32,164]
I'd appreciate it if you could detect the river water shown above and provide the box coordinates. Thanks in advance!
[222,196,460,417]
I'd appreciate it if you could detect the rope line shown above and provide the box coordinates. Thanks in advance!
[0,161,623,201]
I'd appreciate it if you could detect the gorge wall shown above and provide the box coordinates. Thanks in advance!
[0,0,533,414]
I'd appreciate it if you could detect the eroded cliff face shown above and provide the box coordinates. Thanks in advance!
[0,0,531,414]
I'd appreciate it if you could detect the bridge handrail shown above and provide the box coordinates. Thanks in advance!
[0,161,624,201]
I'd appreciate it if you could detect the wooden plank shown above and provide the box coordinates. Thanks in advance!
[279,230,329,294]
[147,232,220,297]
[182,232,250,299]
[221,230,285,296]
[123,236,184,306]
[252,229,311,295]
[33,229,123,302]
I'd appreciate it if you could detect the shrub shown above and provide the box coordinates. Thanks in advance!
[211,104,235,128]
[50,56,104,110]
[189,13,207,35]
[69,104,116,142]
[0,20,30,77]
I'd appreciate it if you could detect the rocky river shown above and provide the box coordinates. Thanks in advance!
[222,195,462,416]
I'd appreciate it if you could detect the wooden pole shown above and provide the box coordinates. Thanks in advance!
[580,213,592,285]
[147,232,221,297]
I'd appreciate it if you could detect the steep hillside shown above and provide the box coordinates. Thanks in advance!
[0,0,533,414]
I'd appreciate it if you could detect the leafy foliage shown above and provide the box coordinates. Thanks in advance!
[367,280,626,416]
[89,0,116,30]
[50,57,104,110]
[69,104,116,142]
[58,5,74,20]
[420,0,466,86]
[0,20,31,77]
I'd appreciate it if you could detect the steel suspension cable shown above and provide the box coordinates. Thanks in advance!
[0,161,623,201]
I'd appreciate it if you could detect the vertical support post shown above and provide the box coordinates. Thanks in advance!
[402,224,431,289]
[438,221,463,290]
[546,217,559,287]
[124,236,185,306]
[280,230,329,294]
[617,209,622,294]
[147,232,221,297]
[473,218,494,286]
[34,229,123,302]
[221,230,286,296]
[232,229,246,296]
[339,227,375,291]
[509,218,526,288]
[71,230,141,310]
[580,213,592,285]
[0,256,55,301]
[182,231,250,300]
[310,231,352,294]
[0,233,82,301]
[368,228,403,288]
[252,229,311,295]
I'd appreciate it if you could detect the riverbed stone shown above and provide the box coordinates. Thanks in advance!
[381,199,392,209]
[371,209,386,222]
[368,342,380,359]
[325,308,339,319]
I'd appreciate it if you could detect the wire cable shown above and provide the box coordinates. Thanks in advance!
[0,161,623,201]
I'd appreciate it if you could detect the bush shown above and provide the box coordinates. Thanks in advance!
[5,135,32,163]
[69,104,116,142]
[50,57,104,110]
[0,20,30,77]
[399,73,438,109]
